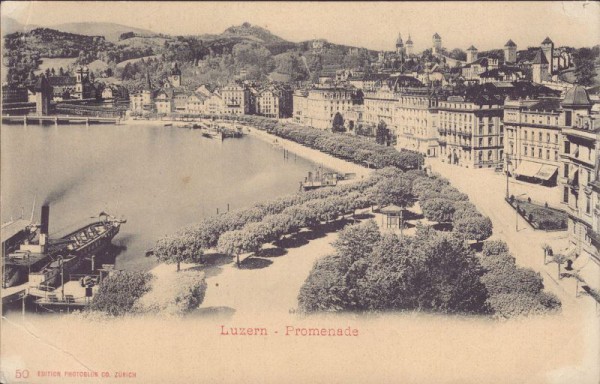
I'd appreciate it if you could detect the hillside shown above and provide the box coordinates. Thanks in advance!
[221,22,288,44]
[48,22,156,42]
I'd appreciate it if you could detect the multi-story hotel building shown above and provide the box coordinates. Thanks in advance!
[557,86,599,293]
[221,83,250,115]
[437,93,505,169]
[504,98,563,185]
[255,85,293,118]
[394,88,442,157]
[363,85,397,129]
[292,85,362,130]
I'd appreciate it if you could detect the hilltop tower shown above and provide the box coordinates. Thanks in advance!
[406,34,414,57]
[169,62,182,88]
[541,37,554,75]
[504,39,517,64]
[432,32,442,54]
[466,45,478,63]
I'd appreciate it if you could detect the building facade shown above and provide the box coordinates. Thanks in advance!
[292,86,361,130]
[221,83,250,115]
[438,95,505,169]
[394,88,441,157]
[558,87,599,293]
[504,98,563,185]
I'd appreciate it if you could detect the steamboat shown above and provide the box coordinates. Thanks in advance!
[1,204,125,290]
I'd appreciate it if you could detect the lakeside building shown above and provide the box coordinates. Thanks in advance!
[221,82,251,115]
[292,85,363,130]
[255,85,293,118]
[129,73,157,114]
[558,90,599,292]
[394,88,442,157]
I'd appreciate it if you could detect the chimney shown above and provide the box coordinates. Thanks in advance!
[41,205,50,235]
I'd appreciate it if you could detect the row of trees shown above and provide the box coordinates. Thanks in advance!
[414,176,493,242]
[152,177,379,270]
[199,114,423,171]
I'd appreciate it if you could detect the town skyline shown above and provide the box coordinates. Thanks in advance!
[2,1,599,52]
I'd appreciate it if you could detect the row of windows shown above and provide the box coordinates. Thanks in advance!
[522,146,559,161]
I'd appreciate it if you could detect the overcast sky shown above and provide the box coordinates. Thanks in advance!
[2,1,599,51]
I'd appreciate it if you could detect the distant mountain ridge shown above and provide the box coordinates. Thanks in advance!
[45,22,157,42]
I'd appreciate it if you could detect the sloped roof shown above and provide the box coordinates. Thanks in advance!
[433,32,441,39]
[526,99,562,112]
[504,39,517,47]
[467,45,477,51]
[541,37,554,45]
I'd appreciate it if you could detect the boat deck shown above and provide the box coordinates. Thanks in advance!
[34,280,99,307]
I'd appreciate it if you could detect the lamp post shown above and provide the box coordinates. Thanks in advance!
[505,154,511,199]
[58,255,65,301]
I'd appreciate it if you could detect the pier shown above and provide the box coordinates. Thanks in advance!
[1,115,120,126]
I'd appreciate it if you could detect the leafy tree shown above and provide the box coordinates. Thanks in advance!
[375,120,389,145]
[332,112,345,133]
[573,48,596,86]
[453,215,493,242]
[421,198,456,223]
[486,291,561,319]
[135,271,207,316]
[373,175,412,208]
[90,271,153,316]
[153,231,204,272]
[449,48,467,61]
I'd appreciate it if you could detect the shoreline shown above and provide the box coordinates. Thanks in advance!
[120,117,373,179]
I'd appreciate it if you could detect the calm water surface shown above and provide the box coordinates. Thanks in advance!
[1,123,323,271]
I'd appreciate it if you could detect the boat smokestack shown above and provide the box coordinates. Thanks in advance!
[41,205,50,235]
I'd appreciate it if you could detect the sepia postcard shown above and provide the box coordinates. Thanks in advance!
[1,1,599,383]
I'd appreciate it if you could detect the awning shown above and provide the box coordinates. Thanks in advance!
[514,160,542,178]
[535,165,558,181]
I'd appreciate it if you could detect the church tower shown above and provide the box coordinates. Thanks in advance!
[504,39,517,64]
[406,34,414,57]
[395,33,405,62]
[169,62,182,88]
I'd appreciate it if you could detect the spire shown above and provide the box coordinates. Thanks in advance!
[144,72,152,91]
[396,33,403,46]
[406,33,413,44]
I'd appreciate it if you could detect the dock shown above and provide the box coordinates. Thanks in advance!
[2,115,120,126]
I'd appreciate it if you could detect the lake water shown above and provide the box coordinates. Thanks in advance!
[1,123,323,271]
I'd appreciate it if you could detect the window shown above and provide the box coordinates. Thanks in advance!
[546,150,550,160]
[524,146,528,156]
[546,133,550,143]
[555,134,558,143]
[555,151,558,161]
[538,148,542,158]
[586,196,591,215]
[539,132,542,142]
[563,187,569,203]
[564,164,569,178]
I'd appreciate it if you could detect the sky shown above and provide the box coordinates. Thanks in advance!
[2,1,599,51]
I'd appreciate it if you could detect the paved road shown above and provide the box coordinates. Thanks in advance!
[426,158,596,316]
